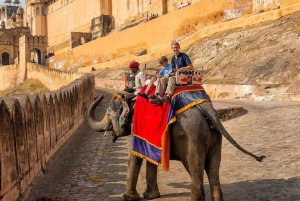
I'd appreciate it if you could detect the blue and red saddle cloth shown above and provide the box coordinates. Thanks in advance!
[131,85,211,171]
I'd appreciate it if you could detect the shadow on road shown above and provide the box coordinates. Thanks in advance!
[162,176,300,200]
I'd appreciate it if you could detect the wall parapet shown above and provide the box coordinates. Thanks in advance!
[27,62,83,90]
[0,74,95,201]
[95,77,300,100]
[0,64,18,71]
[95,77,259,98]
[0,64,19,91]
[25,35,47,44]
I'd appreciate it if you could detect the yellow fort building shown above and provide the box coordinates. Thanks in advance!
[0,0,300,80]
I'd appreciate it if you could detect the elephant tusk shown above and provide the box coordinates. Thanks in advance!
[104,130,107,137]
[112,134,118,143]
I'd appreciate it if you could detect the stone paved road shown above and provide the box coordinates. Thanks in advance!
[22,88,300,201]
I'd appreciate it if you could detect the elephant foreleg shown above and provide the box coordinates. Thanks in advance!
[143,161,160,200]
[123,153,143,201]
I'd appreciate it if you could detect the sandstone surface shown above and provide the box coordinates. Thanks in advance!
[93,11,300,96]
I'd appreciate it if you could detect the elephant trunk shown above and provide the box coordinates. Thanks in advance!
[198,102,265,162]
[87,95,111,132]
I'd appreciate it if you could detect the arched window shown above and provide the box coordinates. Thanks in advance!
[2,52,9,65]
[31,49,42,65]
[36,7,40,15]
[41,7,45,15]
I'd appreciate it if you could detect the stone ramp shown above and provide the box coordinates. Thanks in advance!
[21,89,300,201]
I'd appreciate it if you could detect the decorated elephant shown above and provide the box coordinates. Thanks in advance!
[88,94,265,201]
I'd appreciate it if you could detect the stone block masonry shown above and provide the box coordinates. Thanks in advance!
[0,65,19,91]
[0,73,95,201]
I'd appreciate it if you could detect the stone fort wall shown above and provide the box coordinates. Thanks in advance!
[0,65,95,201]
[26,62,83,90]
[50,0,300,72]
[0,63,84,92]
[0,65,19,91]
[44,0,297,50]
[95,78,300,100]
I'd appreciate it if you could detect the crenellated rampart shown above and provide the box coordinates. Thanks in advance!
[25,35,47,45]
[0,62,84,92]
[26,62,83,90]
[0,65,95,201]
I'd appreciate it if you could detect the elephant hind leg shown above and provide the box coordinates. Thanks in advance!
[205,147,224,201]
[206,169,223,201]
[190,164,205,201]
[123,193,140,201]
[181,150,206,201]
[143,161,160,200]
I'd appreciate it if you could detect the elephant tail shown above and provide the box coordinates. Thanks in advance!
[197,103,266,162]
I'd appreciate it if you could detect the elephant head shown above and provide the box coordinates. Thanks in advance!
[87,95,132,142]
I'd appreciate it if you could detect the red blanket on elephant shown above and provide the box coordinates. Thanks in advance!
[131,85,211,171]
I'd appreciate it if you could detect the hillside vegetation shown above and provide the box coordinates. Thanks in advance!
[0,79,50,97]
[94,10,300,95]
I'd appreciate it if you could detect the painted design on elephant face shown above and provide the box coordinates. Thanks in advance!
[119,102,130,126]
[106,102,130,129]
[106,107,119,129]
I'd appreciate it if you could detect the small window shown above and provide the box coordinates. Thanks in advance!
[36,7,40,15]
[42,7,45,15]
[2,52,9,65]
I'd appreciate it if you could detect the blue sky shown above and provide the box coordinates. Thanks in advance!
[20,0,25,7]
[2,0,26,7]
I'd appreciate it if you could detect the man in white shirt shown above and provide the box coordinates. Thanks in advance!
[123,61,145,108]
[125,61,145,95]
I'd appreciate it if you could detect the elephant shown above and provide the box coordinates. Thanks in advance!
[87,94,265,201]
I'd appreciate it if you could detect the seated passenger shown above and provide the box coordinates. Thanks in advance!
[124,61,145,95]
[179,2,190,9]
[150,41,193,105]
[137,56,173,99]
[125,70,136,92]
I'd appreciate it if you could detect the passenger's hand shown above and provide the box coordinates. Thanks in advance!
[176,68,182,72]
[124,88,136,93]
